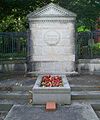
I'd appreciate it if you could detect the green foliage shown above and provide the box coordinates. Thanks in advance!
[0,0,100,32]
[90,43,100,55]
[0,15,27,32]
[77,26,90,32]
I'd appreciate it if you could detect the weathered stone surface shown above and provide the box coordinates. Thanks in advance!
[32,75,71,104]
[27,3,77,74]
[0,62,27,73]
[4,103,99,120]
[78,59,100,74]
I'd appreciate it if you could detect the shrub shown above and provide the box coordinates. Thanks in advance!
[90,43,100,55]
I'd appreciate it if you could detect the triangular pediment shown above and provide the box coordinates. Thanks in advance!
[27,3,76,18]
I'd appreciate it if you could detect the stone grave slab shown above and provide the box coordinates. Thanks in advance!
[4,103,99,120]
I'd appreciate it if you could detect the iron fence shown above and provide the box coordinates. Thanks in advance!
[0,32,27,61]
[0,31,100,61]
[76,30,100,59]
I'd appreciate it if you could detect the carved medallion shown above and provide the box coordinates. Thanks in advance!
[44,31,60,46]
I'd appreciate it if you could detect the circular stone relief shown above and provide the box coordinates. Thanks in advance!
[44,31,60,46]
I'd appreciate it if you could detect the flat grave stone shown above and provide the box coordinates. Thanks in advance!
[4,103,99,120]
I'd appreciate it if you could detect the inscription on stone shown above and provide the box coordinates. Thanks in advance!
[44,31,60,46]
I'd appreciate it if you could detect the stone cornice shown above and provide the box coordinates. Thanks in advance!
[27,3,77,19]
[28,17,76,23]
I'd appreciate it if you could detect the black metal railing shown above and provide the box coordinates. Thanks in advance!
[76,30,100,59]
[0,32,27,61]
[0,30,100,62]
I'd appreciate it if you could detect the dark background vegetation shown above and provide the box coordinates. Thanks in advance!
[0,0,100,32]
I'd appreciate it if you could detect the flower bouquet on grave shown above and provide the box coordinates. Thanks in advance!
[41,75,63,87]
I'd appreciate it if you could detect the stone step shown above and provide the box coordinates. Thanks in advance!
[0,99,29,111]
[0,98,32,116]
[4,104,99,120]
[27,71,79,77]
[71,99,100,119]
[71,91,100,100]
[92,103,100,111]
[72,99,100,104]
[0,79,35,89]
[0,91,31,100]
[0,104,12,112]
[71,85,100,91]
[0,85,33,91]
[0,111,8,115]
[72,100,100,110]
[0,111,8,120]
[95,111,100,119]
[0,116,6,120]
[0,84,99,92]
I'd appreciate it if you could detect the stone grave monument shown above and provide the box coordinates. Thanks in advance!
[4,3,99,120]
[27,3,77,105]
[27,3,77,75]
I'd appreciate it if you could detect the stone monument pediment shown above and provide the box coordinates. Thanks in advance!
[27,3,76,18]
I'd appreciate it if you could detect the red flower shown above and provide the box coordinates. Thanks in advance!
[41,75,63,87]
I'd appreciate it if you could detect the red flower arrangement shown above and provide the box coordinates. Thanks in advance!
[41,75,63,87]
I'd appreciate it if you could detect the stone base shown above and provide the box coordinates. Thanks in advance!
[78,59,100,75]
[4,104,99,120]
[32,75,71,105]
[27,71,78,77]
[28,61,76,75]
